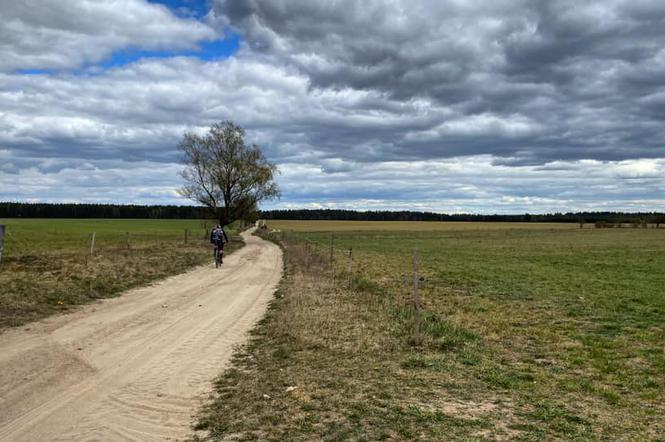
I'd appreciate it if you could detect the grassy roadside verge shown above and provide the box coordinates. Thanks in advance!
[191,233,516,441]
[0,220,245,330]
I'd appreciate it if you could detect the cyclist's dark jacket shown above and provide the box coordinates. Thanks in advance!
[210,228,228,246]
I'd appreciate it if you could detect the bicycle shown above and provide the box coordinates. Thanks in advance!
[214,244,224,268]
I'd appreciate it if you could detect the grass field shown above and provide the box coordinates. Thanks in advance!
[268,220,580,231]
[194,221,664,440]
[0,218,242,329]
[0,218,215,254]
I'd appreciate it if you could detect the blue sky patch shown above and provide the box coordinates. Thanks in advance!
[99,34,240,69]
[13,0,236,76]
[15,35,240,76]
[99,0,239,70]
[17,69,55,75]
[147,0,211,19]
[194,35,241,60]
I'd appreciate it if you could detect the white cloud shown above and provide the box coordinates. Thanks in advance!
[2,150,664,212]
[610,159,663,179]
[266,156,665,213]
[0,0,218,72]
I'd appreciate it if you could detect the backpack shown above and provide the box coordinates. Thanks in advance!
[210,228,222,243]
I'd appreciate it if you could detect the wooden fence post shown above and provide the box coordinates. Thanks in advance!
[347,248,353,289]
[184,229,188,244]
[305,241,310,269]
[329,235,335,284]
[0,225,5,265]
[90,232,96,256]
[413,249,421,346]
[125,232,130,250]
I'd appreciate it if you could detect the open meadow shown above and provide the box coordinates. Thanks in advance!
[0,218,242,329]
[195,221,664,440]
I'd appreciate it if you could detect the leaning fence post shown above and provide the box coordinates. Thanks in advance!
[90,232,96,256]
[413,249,421,346]
[0,225,5,265]
[347,248,353,289]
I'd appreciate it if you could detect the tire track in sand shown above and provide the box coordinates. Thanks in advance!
[0,228,282,441]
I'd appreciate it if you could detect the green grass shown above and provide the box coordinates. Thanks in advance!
[193,221,664,440]
[0,218,217,255]
[0,218,243,329]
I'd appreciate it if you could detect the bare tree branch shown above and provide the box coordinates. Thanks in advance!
[178,121,280,225]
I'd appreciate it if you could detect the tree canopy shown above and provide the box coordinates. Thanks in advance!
[179,121,279,225]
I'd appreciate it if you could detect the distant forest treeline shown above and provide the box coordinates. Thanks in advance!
[1,202,664,224]
[0,202,213,219]
[261,209,665,223]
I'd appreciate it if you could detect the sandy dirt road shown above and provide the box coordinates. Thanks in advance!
[0,229,282,441]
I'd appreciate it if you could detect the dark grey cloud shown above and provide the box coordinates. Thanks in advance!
[214,0,665,163]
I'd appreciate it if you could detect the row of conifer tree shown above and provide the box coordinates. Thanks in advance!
[1,202,663,224]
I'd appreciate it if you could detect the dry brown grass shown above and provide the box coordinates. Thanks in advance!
[267,220,578,232]
[191,237,523,441]
[0,236,244,330]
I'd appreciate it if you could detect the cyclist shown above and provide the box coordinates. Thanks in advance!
[210,224,229,265]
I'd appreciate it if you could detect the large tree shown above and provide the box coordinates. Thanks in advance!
[179,121,279,225]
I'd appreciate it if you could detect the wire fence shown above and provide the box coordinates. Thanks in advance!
[0,224,217,266]
[276,230,467,284]
[269,229,451,347]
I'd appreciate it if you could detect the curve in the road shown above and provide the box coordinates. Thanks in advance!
[0,229,282,442]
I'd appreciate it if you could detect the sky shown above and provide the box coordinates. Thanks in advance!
[1,0,665,214]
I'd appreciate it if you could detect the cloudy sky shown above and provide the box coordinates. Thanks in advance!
[2,0,665,213]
